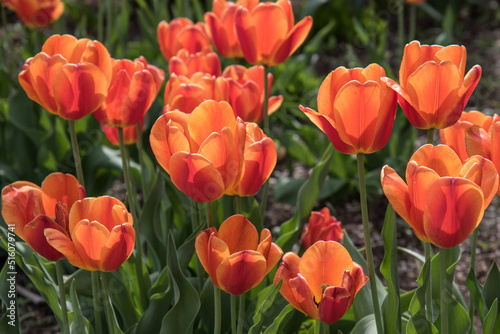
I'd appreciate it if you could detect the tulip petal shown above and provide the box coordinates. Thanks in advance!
[169,152,225,202]
[490,123,500,193]
[465,126,491,160]
[370,87,398,153]
[410,144,463,177]
[318,275,353,325]
[195,228,229,287]
[424,177,484,248]
[273,16,313,65]
[41,172,84,218]
[72,219,110,270]
[45,227,88,270]
[216,250,266,295]
[53,63,107,120]
[24,215,65,261]
[100,223,135,272]
[218,214,259,253]
[460,156,498,209]
[289,274,320,320]
[256,228,283,274]
[235,7,258,64]
[42,35,88,63]
[299,241,353,303]
[380,165,412,226]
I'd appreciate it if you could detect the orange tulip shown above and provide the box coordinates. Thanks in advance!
[2,0,64,28]
[439,111,494,161]
[235,0,313,66]
[1,173,85,261]
[157,18,212,60]
[274,241,368,324]
[93,58,159,128]
[44,196,135,272]
[383,41,482,130]
[463,114,500,194]
[301,208,343,250]
[163,72,226,114]
[222,65,283,123]
[381,144,498,248]
[195,214,283,295]
[101,120,144,146]
[204,0,259,58]
[169,48,221,78]
[135,56,166,96]
[300,64,398,154]
[233,122,277,196]
[18,34,111,120]
[150,100,246,202]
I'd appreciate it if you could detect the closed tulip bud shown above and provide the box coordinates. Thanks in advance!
[169,48,221,78]
[3,0,64,28]
[301,208,343,250]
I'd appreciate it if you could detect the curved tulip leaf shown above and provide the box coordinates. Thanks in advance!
[248,280,282,334]
[483,261,500,332]
[350,314,377,334]
[483,298,498,334]
[0,259,20,334]
[69,279,90,334]
[262,304,295,334]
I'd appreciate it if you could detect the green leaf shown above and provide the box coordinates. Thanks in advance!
[262,304,295,334]
[350,314,376,334]
[483,299,498,334]
[69,279,89,334]
[160,233,201,333]
[0,260,20,334]
[380,204,401,334]
[483,261,500,334]
[465,268,485,321]
[248,281,283,334]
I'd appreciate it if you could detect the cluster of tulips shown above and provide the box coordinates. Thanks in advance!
[2,0,500,333]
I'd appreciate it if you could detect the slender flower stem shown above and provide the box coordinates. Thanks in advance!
[135,122,149,196]
[409,4,417,41]
[231,294,237,334]
[100,272,116,334]
[314,320,321,334]
[91,271,103,334]
[236,196,242,215]
[214,286,221,334]
[440,248,450,334]
[206,201,214,228]
[397,0,405,58]
[68,120,85,187]
[468,228,479,332]
[427,128,435,145]
[191,199,204,291]
[56,261,70,334]
[237,294,245,334]
[356,154,384,334]
[424,242,433,321]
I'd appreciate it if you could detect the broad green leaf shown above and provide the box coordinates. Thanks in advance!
[248,281,282,334]
[350,314,376,334]
[407,260,438,334]
[380,204,401,334]
[483,299,498,334]
[483,261,500,334]
[69,279,89,334]
[465,268,485,321]
[262,304,295,334]
[160,233,200,333]
[0,260,20,334]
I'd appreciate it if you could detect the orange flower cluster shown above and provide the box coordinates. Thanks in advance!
[3,0,64,28]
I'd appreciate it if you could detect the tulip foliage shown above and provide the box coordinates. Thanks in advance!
[2,1,500,334]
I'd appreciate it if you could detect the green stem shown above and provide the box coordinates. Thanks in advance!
[424,242,433,321]
[236,196,242,215]
[214,286,221,334]
[231,294,237,334]
[468,228,479,332]
[91,271,103,334]
[135,122,149,197]
[356,154,384,334]
[440,248,449,334]
[263,65,270,136]
[191,199,204,291]
[322,321,330,334]
[409,4,416,41]
[206,201,214,228]
[427,128,435,145]
[68,120,85,188]
[259,181,269,226]
[397,0,405,58]
[100,272,115,334]
[56,261,69,334]
[314,320,321,334]
[236,293,245,334]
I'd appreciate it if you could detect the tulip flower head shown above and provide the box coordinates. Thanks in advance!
[383,41,482,130]
[3,0,64,28]
[300,64,398,154]
[18,34,111,120]
[1,173,85,261]
[235,0,313,66]
[381,144,498,248]
[93,58,160,128]
[274,241,368,324]
[195,214,283,295]
[44,196,135,272]
[135,56,166,96]
[301,207,343,250]
[204,0,259,58]
[169,48,222,77]
[150,100,246,202]
[101,120,144,146]
[157,18,212,60]
[222,65,283,123]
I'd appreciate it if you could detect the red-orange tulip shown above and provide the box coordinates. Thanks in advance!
[274,241,368,324]
[157,18,212,60]
[93,58,159,128]
[204,0,259,58]
[101,120,144,146]
[301,208,343,250]
[169,48,221,77]
[222,65,283,123]
[44,196,135,272]
[135,56,165,96]
[1,173,85,261]
[163,72,226,114]
[383,41,482,130]
[150,100,246,202]
[18,34,111,120]
[381,144,498,248]
[195,214,283,295]
[439,111,494,162]
[3,0,64,28]
[300,64,398,154]
[233,122,277,196]
[235,0,313,66]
